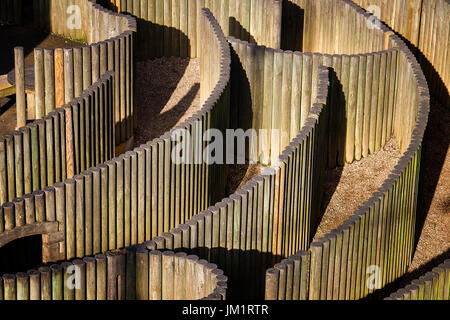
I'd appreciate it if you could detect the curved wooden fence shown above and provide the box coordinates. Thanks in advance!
[0,245,227,300]
[9,0,136,144]
[352,0,449,108]
[385,259,450,300]
[264,1,430,300]
[0,6,230,260]
[0,72,116,217]
[99,0,283,59]
[0,0,441,300]
[147,66,331,299]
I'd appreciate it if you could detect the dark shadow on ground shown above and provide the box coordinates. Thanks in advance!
[106,11,196,151]
[310,68,347,240]
[0,25,47,75]
[224,41,254,197]
[112,5,192,61]
[134,80,199,147]
[0,234,42,275]
[165,246,284,300]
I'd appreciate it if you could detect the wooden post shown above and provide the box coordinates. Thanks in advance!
[149,250,162,300]
[28,269,40,300]
[44,48,55,115]
[265,268,279,300]
[39,266,52,300]
[15,47,26,128]
[54,49,65,109]
[83,257,96,300]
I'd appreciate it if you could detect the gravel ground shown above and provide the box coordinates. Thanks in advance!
[226,164,262,196]
[133,57,201,147]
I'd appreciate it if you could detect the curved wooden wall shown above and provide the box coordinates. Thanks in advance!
[0,0,439,300]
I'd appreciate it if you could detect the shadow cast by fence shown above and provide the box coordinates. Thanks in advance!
[0,25,48,75]
[135,82,200,146]
[0,95,15,117]
[327,68,347,168]
[118,9,192,61]
[310,67,347,242]
[164,246,284,300]
[390,33,450,261]
[229,17,256,45]
[312,166,344,239]
[222,39,255,198]
[281,0,304,52]
[364,248,450,300]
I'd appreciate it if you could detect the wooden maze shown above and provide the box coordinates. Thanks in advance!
[0,0,448,300]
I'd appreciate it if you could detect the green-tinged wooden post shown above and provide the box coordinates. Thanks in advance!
[355,54,366,161]
[50,264,63,300]
[32,190,44,223]
[12,199,24,229]
[136,148,146,244]
[28,270,40,300]
[3,274,16,300]
[16,273,29,300]
[38,266,51,300]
